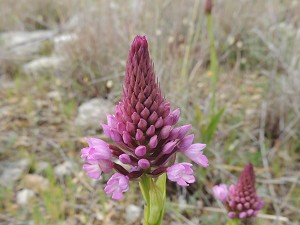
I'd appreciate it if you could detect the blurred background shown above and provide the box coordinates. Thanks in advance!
[0,0,299,224]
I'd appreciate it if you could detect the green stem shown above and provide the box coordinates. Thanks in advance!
[139,174,166,225]
[226,219,242,225]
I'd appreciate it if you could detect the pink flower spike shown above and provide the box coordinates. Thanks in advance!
[212,184,228,202]
[181,143,208,167]
[104,173,129,200]
[166,163,195,186]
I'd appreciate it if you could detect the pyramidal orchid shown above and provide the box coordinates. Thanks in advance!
[81,35,208,224]
[213,163,263,223]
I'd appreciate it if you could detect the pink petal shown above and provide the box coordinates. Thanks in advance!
[178,134,194,150]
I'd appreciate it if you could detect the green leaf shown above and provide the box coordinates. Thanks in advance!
[194,105,203,124]
[155,174,166,224]
[148,179,164,225]
[139,175,151,203]
[202,107,225,144]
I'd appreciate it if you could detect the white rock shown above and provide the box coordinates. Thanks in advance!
[36,161,50,173]
[0,159,29,187]
[0,30,56,59]
[22,56,64,75]
[75,98,114,130]
[0,31,55,47]
[54,161,74,178]
[54,34,77,44]
[125,204,141,223]
[16,189,35,206]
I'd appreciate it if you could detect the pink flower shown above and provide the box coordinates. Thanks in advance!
[212,184,228,202]
[104,173,129,200]
[81,138,113,179]
[166,163,195,186]
[81,138,112,160]
[83,158,113,179]
[181,143,208,167]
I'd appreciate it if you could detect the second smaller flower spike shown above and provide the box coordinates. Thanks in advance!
[212,164,263,219]
[166,163,195,186]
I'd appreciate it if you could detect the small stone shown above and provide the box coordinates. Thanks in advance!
[0,159,29,187]
[24,174,49,192]
[16,189,34,206]
[54,161,74,178]
[0,30,55,60]
[22,56,64,75]
[125,204,141,223]
[36,161,50,173]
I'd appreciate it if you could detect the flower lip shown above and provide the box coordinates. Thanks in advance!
[166,163,195,186]
[104,173,129,200]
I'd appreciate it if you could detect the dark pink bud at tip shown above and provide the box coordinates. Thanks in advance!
[138,159,150,169]
[135,146,147,157]
[119,154,131,164]
[149,135,158,148]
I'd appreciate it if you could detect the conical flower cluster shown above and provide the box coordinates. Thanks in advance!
[213,163,263,219]
[81,35,208,199]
